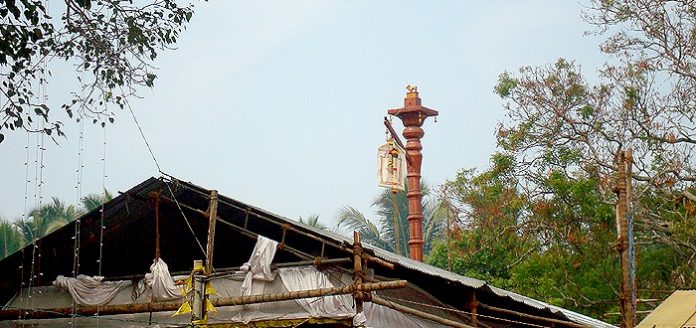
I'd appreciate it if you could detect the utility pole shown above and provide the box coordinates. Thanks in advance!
[615,149,635,328]
[387,86,438,261]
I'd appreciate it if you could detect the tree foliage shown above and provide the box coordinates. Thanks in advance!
[430,1,696,322]
[429,156,537,288]
[0,191,112,259]
[0,218,22,258]
[429,153,693,322]
[0,0,198,142]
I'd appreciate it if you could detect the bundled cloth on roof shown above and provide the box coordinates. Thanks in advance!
[54,258,182,306]
[53,275,126,306]
[145,258,182,301]
[239,235,278,296]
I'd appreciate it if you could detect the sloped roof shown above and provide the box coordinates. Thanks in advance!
[0,176,612,327]
[637,290,696,328]
[257,195,614,328]
[175,176,613,327]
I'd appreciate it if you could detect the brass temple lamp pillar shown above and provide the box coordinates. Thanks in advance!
[387,86,438,261]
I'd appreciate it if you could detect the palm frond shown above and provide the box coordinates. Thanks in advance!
[298,214,328,230]
[81,189,113,212]
[336,206,391,250]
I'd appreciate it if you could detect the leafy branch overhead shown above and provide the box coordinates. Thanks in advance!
[0,0,199,143]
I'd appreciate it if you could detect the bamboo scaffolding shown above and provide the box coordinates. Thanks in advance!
[0,280,407,320]
[204,258,352,280]
[103,257,352,282]
[216,217,315,261]
[157,179,396,270]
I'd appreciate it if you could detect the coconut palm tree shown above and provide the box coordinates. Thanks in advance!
[337,183,447,257]
[16,197,83,244]
[0,218,23,259]
[4,190,114,255]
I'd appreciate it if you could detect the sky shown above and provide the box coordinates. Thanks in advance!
[0,1,608,230]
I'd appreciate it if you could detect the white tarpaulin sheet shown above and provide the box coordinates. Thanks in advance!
[53,275,126,306]
[11,237,455,327]
[278,266,354,317]
[239,234,278,296]
[144,258,182,301]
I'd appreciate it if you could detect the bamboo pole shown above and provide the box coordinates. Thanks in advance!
[469,290,478,327]
[205,190,219,274]
[206,258,352,280]
[615,150,635,328]
[103,258,353,282]
[477,303,589,328]
[212,280,406,307]
[353,231,364,313]
[626,149,637,326]
[0,280,407,320]
[215,217,315,261]
[369,295,475,328]
[155,194,160,259]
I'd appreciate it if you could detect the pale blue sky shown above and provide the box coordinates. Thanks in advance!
[1,1,606,228]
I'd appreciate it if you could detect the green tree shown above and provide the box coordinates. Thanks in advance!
[0,0,199,142]
[428,154,628,320]
[337,184,446,257]
[428,154,537,287]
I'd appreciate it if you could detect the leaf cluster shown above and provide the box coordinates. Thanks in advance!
[0,0,198,143]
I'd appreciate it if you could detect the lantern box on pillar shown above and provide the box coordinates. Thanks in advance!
[377,140,406,192]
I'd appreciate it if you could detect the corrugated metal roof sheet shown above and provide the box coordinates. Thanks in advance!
[637,290,696,328]
[368,249,614,327]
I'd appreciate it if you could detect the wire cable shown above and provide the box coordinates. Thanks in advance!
[121,93,207,258]
[98,124,107,276]
[162,179,207,257]
[122,90,161,173]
